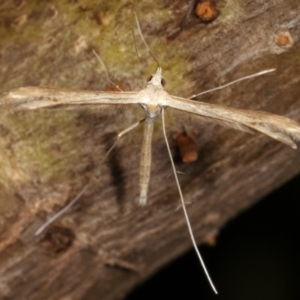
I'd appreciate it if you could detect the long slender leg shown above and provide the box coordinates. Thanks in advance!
[161,108,218,294]
[35,118,146,236]
[189,69,275,98]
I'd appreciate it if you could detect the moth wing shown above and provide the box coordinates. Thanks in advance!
[167,95,300,149]
[0,87,140,111]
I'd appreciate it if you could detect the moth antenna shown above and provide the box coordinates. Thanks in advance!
[131,29,142,64]
[134,12,160,67]
[92,49,123,91]
[162,108,218,294]
[131,28,153,78]
[34,118,146,236]
[132,29,143,65]
[189,68,276,99]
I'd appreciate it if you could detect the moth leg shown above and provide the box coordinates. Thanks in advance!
[161,108,218,294]
[35,118,146,236]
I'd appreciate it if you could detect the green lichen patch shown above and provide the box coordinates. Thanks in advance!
[0,108,80,193]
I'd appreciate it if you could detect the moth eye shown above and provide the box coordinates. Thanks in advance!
[161,78,166,86]
[147,75,153,82]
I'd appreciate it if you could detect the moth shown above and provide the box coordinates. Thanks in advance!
[2,65,300,293]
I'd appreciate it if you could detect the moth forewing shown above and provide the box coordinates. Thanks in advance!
[1,86,141,111]
[167,95,300,149]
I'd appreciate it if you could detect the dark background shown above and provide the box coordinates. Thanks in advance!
[126,174,300,300]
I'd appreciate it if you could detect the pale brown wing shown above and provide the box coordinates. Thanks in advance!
[167,95,300,149]
[171,110,257,134]
[0,87,140,111]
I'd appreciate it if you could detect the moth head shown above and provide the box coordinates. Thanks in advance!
[147,67,165,88]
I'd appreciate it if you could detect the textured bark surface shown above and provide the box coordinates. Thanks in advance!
[0,0,300,299]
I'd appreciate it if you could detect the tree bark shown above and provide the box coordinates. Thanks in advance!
[0,0,300,299]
